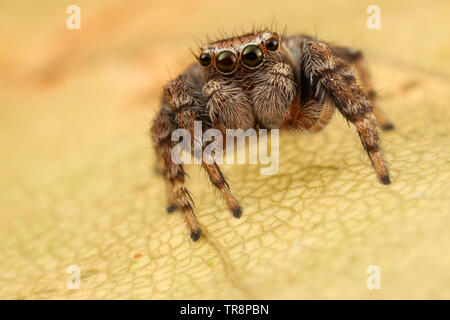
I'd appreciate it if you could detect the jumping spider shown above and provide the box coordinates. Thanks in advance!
[151,31,393,242]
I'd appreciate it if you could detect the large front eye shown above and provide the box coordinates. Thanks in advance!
[242,45,264,68]
[265,38,279,51]
[216,51,237,73]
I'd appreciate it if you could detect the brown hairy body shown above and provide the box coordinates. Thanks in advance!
[151,32,394,241]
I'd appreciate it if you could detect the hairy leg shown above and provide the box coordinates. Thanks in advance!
[282,90,335,133]
[160,138,201,240]
[307,102,335,133]
[174,104,242,219]
[151,110,201,241]
[165,175,178,213]
[154,145,178,213]
[153,75,242,241]
[202,155,242,218]
[302,40,391,184]
[330,44,394,130]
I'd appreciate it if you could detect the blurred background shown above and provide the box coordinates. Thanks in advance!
[0,0,449,299]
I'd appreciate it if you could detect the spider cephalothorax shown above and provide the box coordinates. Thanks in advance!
[198,32,297,130]
[152,30,394,242]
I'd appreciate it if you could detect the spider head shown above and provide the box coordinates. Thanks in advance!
[198,32,294,77]
[198,31,297,129]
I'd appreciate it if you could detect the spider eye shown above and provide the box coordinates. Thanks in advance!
[265,38,279,51]
[216,51,237,73]
[199,53,211,67]
[241,45,264,68]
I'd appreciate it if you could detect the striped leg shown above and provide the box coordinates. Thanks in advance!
[202,155,242,218]
[306,101,335,133]
[302,40,391,184]
[154,146,178,213]
[175,107,242,219]
[151,103,202,241]
[330,45,394,130]
[159,138,202,241]
[153,75,242,241]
